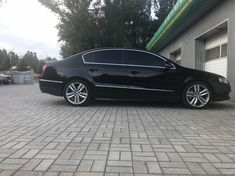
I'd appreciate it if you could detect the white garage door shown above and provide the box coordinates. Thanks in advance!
[205,31,228,78]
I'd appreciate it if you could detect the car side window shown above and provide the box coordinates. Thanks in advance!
[94,50,122,64]
[123,50,165,67]
[83,52,95,62]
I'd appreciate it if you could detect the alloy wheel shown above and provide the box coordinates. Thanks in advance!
[65,82,88,105]
[186,84,210,108]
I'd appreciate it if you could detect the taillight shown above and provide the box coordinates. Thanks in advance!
[42,64,47,73]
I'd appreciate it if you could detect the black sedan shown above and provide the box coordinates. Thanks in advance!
[39,48,231,108]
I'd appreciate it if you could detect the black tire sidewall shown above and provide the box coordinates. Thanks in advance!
[63,80,92,106]
[182,82,211,109]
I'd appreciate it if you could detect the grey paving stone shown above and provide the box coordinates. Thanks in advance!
[44,172,59,176]
[74,173,103,176]
[2,159,29,165]
[49,165,77,172]
[91,160,106,172]
[186,163,206,174]
[9,149,29,158]
[219,169,235,175]
[0,164,22,170]
[203,153,220,163]
[0,84,235,175]
[13,171,43,176]
[162,168,191,175]
[22,150,40,159]
[77,160,93,172]
[108,161,132,167]
[34,159,54,171]
[159,162,186,168]
[59,172,74,176]
[146,162,162,174]
[54,159,80,165]
[108,152,119,160]
[133,161,148,174]
[106,166,133,173]
[20,159,42,171]
[200,163,220,175]
[0,170,16,176]
[120,152,132,161]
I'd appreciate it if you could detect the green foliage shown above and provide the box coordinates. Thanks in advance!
[154,0,178,24]
[19,51,40,72]
[0,49,19,71]
[9,51,19,66]
[0,49,10,71]
[0,49,56,73]
[17,59,28,71]
[38,0,176,58]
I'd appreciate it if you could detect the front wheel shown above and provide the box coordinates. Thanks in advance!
[63,80,92,106]
[183,82,211,109]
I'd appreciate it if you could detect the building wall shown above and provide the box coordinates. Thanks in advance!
[158,0,235,102]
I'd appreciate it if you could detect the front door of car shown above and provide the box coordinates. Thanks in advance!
[83,49,130,99]
[123,50,181,101]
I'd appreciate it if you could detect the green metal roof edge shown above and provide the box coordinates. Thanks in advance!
[146,0,191,50]
[146,0,220,51]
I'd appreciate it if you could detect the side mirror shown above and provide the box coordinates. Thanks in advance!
[164,61,172,70]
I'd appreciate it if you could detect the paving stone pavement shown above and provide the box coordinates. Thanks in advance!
[0,84,235,176]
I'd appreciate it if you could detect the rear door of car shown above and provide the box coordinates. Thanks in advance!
[123,49,180,101]
[83,49,130,99]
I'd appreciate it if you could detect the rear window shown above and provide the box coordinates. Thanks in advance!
[83,52,95,62]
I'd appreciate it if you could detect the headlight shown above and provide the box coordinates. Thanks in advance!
[218,77,229,84]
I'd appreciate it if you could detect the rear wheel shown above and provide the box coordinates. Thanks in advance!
[183,82,211,109]
[63,80,92,106]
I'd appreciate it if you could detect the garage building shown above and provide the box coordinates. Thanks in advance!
[147,0,235,102]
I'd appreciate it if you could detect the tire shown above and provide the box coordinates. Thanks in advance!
[63,80,92,106]
[182,82,211,109]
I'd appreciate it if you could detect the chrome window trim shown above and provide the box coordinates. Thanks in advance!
[39,79,63,84]
[95,84,175,93]
[82,48,176,70]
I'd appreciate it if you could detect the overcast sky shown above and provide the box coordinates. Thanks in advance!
[0,0,61,59]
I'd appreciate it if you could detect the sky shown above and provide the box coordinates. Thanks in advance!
[0,0,61,59]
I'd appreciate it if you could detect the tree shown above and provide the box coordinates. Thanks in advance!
[9,51,19,66]
[17,59,28,71]
[154,0,178,25]
[18,51,40,72]
[0,49,10,71]
[99,0,157,48]
[0,0,6,7]
[0,49,20,71]
[38,0,176,58]
[44,56,57,62]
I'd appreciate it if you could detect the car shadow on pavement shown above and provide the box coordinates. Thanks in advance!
[92,100,234,110]
[206,102,235,110]
[48,98,234,110]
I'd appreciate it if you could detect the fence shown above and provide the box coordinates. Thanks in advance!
[12,70,34,84]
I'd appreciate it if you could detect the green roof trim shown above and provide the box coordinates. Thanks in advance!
[146,0,221,51]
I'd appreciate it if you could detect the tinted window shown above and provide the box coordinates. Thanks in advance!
[206,46,220,61]
[221,43,227,57]
[94,50,122,64]
[123,50,165,66]
[83,52,95,62]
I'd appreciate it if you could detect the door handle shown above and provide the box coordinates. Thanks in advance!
[130,71,139,75]
[89,68,98,73]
